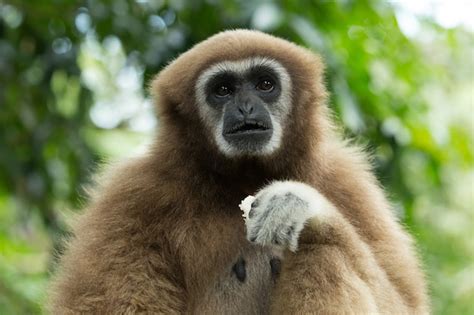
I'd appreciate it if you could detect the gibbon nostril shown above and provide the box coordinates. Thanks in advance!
[232,257,246,282]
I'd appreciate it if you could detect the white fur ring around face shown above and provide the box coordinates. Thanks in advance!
[239,195,256,222]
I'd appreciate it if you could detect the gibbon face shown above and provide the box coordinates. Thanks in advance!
[152,30,327,162]
[195,57,292,156]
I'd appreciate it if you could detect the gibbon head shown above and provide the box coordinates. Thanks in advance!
[151,30,328,162]
[195,56,291,156]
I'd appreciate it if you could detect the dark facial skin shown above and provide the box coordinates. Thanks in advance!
[205,66,282,153]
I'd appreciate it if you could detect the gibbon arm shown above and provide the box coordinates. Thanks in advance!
[270,209,409,314]
[48,210,186,314]
[245,181,418,314]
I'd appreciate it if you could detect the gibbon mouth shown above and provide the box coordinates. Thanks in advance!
[226,121,270,135]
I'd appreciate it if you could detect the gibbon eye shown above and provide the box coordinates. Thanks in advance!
[256,79,274,92]
[215,84,232,97]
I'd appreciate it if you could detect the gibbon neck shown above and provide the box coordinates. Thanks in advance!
[152,117,316,191]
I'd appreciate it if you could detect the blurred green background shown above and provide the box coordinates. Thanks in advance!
[0,0,472,314]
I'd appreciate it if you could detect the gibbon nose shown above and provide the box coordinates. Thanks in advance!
[238,103,254,116]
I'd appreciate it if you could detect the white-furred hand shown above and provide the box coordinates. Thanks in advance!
[243,181,334,252]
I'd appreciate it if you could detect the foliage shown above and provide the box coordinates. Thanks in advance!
[0,0,472,314]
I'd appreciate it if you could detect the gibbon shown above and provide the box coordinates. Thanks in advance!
[48,30,429,314]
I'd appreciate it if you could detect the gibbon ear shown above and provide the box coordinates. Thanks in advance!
[149,73,174,117]
[149,64,196,117]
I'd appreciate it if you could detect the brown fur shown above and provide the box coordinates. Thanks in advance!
[48,30,429,314]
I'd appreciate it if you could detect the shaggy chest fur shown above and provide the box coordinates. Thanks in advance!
[176,210,283,314]
[195,245,281,314]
